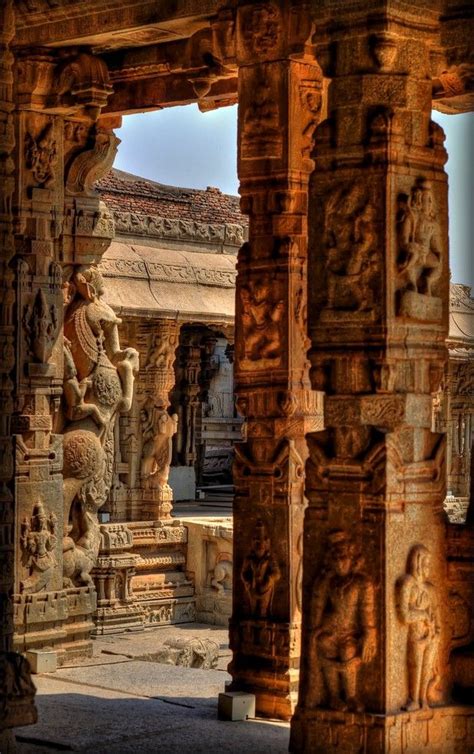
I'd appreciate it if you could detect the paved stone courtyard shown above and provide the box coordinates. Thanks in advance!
[14,625,290,754]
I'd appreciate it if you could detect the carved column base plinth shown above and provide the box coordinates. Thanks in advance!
[140,485,173,521]
[290,706,474,754]
[229,619,301,720]
[0,652,37,735]
[93,605,145,636]
[13,587,96,665]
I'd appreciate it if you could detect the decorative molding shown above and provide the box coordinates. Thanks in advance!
[99,256,237,288]
[112,210,247,247]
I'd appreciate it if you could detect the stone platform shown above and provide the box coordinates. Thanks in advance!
[14,625,289,754]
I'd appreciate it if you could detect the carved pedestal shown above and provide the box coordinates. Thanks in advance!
[290,3,474,751]
[229,2,323,719]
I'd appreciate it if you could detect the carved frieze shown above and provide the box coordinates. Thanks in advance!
[112,210,246,247]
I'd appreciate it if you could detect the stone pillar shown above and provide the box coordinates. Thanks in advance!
[0,0,37,741]
[139,318,181,520]
[291,2,473,751]
[229,1,323,719]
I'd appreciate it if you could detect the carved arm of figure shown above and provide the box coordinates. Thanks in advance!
[100,315,139,412]
[271,299,285,324]
[360,578,377,663]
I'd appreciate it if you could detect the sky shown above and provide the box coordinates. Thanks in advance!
[114,105,473,290]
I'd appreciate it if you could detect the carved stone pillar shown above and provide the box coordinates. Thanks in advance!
[139,319,181,520]
[229,1,323,719]
[291,3,474,751]
[0,0,37,739]
[9,45,129,664]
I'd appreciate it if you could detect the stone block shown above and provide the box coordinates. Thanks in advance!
[26,649,57,674]
[218,691,256,721]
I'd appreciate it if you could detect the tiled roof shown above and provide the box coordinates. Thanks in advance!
[96,168,246,226]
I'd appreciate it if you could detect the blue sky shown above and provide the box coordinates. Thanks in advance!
[114,105,473,289]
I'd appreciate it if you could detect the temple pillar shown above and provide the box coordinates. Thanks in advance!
[291,2,474,751]
[229,1,323,719]
[138,318,181,520]
[0,0,37,740]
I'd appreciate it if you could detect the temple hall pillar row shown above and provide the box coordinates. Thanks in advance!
[137,318,181,520]
[291,2,473,751]
[230,1,323,719]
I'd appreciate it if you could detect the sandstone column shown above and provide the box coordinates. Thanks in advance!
[229,1,323,719]
[139,319,181,519]
[291,2,473,751]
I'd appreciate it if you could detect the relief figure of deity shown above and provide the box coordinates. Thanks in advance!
[323,185,379,313]
[20,501,57,594]
[240,280,284,363]
[310,530,377,712]
[397,544,441,711]
[241,519,280,618]
[61,265,138,587]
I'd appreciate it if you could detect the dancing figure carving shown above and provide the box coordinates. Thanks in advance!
[140,404,178,490]
[61,265,138,587]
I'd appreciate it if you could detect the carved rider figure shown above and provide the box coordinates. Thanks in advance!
[310,530,377,712]
[398,544,441,711]
[241,519,280,617]
[20,501,57,594]
[61,265,138,587]
[397,179,442,297]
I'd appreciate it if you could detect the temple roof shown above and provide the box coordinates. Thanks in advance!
[97,169,244,225]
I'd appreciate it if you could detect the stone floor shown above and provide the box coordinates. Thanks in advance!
[14,624,290,754]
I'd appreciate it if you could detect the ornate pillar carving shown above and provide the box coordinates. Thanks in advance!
[138,318,181,520]
[0,0,37,741]
[8,42,128,664]
[229,1,323,719]
[291,2,473,751]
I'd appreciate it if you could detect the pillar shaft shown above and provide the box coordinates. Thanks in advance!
[291,2,473,751]
[138,318,181,520]
[229,0,323,719]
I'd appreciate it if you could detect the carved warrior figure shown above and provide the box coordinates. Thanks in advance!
[241,519,280,617]
[310,530,377,712]
[396,179,442,298]
[20,501,57,594]
[140,405,178,489]
[397,545,441,711]
[61,265,138,587]
[323,185,379,312]
[240,280,284,362]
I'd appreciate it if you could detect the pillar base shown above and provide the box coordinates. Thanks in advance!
[290,705,474,754]
[227,667,299,721]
